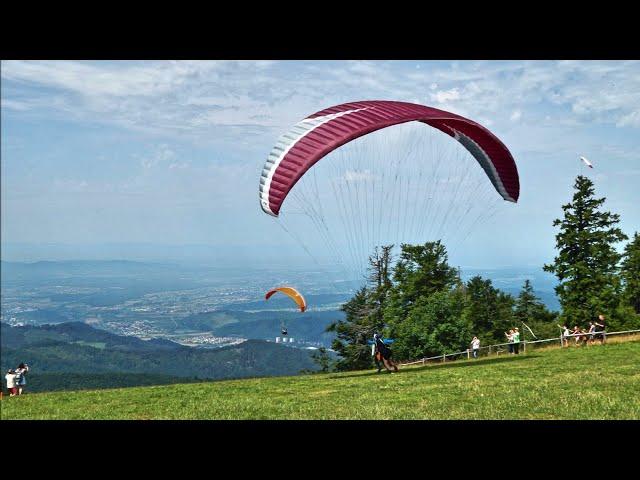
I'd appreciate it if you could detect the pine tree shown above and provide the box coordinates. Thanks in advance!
[543,176,627,325]
[465,275,498,335]
[384,242,471,359]
[514,279,557,339]
[621,232,640,314]
[327,246,395,371]
[367,245,394,327]
[515,279,545,323]
[391,288,470,360]
[386,241,458,320]
[464,275,514,343]
[310,347,333,373]
[327,287,374,371]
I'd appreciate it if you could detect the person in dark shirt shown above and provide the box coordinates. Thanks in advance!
[371,341,383,373]
[374,334,399,373]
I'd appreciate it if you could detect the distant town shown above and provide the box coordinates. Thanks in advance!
[0,260,355,348]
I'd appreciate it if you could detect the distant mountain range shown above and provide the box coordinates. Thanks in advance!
[1,322,322,393]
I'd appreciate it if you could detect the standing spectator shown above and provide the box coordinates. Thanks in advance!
[558,324,570,347]
[505,329,515,354]
[577,326,589,346]
[595,314,607,344]
[513,328,521,354]
[14,363,29,395]
[571,326,582,346]
[587,322,597,345]
[471,336,480,359]
[5,369,17,397]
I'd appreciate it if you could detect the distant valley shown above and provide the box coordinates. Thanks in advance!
[1,260,559,350]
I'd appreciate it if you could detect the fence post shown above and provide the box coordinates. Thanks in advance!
[467,349,470,359]
[523,341,527,353]
[489,345,492,356]
[442,353,446,363]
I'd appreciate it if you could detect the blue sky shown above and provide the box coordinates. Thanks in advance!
[1,60,639,271]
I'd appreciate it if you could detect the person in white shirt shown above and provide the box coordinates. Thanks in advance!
[505,330,514,354]
[5,369,17,396]
[471,337,480,359]
[587,322,597,345]
[557,324,570,347]
[595,314,607,344]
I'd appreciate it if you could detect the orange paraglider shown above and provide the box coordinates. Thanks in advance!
[265,286,307,312]
[265,286,307,336]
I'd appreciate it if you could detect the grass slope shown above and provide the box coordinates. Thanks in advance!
[2,341,638,420]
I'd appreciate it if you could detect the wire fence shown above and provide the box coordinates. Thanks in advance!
[399,329,640,366]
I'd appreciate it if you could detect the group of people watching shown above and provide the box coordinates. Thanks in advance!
[4,363,29,397]
[469,329,521,359]
[559,314,606,347]
[505,328,522,354]
[376,313,609,370]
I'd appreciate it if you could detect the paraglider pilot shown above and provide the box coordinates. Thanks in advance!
[374,333,399,373]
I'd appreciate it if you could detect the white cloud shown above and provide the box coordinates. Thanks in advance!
[1,98,31,111]
[431,88,461,104]
[139,144,176,169]
[169,162,190,170]
[2,60,640,153]
[617,110,640,128]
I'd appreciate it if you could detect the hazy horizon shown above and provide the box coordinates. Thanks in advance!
[0,241,569,271]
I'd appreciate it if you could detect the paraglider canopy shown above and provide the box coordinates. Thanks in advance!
[258,100,521,281]
[259,100,520,217]
[265,286,307,312]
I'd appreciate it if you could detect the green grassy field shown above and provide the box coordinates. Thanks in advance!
[2,340,638,420]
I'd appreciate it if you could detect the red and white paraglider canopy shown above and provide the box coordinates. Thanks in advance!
[259,100,520,217]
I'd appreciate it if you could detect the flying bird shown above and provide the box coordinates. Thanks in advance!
[579,156,594,168]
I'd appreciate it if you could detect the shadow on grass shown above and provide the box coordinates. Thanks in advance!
[329,354,541,379]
